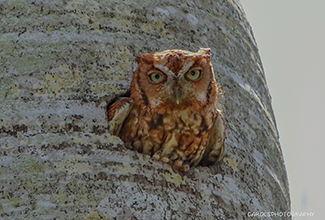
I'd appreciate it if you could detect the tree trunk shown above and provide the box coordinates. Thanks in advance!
[0,0,290,219]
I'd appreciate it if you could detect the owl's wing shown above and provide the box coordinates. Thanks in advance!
[106,97,134,135]
[199,110,226,166]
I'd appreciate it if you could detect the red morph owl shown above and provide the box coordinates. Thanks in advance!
[106,48,225,171]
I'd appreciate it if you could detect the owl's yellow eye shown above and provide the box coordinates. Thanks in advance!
[186,69,201,81]
[149,72,165,83]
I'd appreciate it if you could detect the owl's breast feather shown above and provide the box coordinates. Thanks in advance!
[119,107,217,167]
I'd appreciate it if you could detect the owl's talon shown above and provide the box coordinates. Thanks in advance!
[161,157,170,163]
[182,164,190,172]
[174,160,190,172]
[152,152,161,160]
[174,159,183,168]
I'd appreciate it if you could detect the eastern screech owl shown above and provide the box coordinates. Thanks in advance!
[106,48,225,171]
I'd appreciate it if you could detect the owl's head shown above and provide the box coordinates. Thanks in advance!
[130,48,219,113]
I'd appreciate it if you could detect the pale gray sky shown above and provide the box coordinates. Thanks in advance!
[240,1,325,219]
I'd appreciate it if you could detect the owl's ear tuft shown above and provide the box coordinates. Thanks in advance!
[198,48,211,58]
[136,54,154,64]
[198,48,211,54]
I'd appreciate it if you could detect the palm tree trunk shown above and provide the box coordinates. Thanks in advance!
[0,0,290,219]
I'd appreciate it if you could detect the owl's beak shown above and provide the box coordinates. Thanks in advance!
[173,89,183,105]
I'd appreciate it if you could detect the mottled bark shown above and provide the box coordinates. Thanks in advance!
[0,0,290,219]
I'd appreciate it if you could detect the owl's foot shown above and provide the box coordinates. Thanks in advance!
[153,152,170,163]
[152,152,189,171]
[152,151,162,161]
[174,159,190,172]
